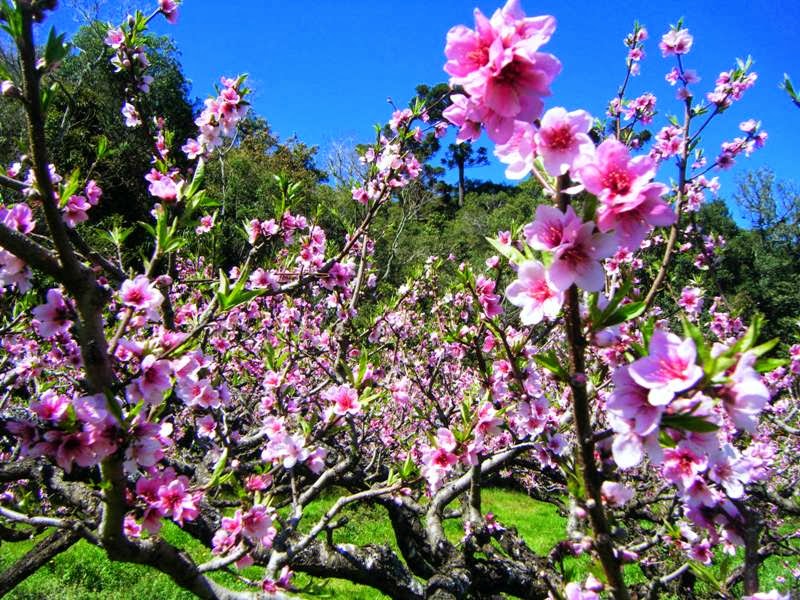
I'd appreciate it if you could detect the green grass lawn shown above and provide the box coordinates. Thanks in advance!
[0,488,565,599]
[1,488,795,599]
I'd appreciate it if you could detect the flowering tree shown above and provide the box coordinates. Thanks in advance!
[0,1,798,599]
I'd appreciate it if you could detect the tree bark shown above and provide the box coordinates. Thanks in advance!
[0,529,81,595]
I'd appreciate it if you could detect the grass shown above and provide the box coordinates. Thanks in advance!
[0,488,564,599]
[2,488,795,598]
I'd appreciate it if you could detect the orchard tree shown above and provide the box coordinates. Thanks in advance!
[0,2,798,600]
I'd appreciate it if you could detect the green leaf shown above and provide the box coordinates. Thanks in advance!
[533,350,568,381]
[43,27,70,68]
[602,301,646,328]
[732,314,762,354]
[125,399,146,423]
[206,447,229,490]
[355,347,368,386]
[183,157,205,202]
[485,236,526,265]
[748,337,778,358]
[754,357,788,373]
[681,316,710,368]
[96,135,109,160]
[58,168,82,208]
[0,1,23,41]
[661,414,719,433]
[216,268,265,312]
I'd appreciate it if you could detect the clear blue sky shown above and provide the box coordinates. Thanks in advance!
[49,1,800,219]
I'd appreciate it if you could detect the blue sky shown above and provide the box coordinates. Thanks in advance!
[48,1,800,219]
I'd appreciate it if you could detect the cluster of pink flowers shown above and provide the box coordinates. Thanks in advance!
[8,392,118,474]
[715,120,768,170]
[144,168,181,202]
[650,124,685,162]
[577,139,676,249]
[158,0,179,24]
[659,26,693,56]
[707,64,758,109]
[621,92,657,125]
[0,202,35,290]
[212,504,277,560]
[623,24,648,76]
[606,324,773,553]
[351,134,422,204]
[260,416,326,473]
[494,107,594,179]
[443,0,561,144]
[182,76,249,158]
[31,288,73,338]
[63,180,102,227]
[474,275,503,318]
[105,29,152,95]
[134,468,201,533]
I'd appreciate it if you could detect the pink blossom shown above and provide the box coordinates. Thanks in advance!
[197,414,217,439]
[85,180,103,205]
[628,329,704,406]
[688,539,713,564]
[43,430,98,473]
[63,195,90,228]
[195,214,215,235]
[708,447,750,498]
[104,27,124,49]
[156,476,199,525]
[135,355,172,405]
[144,169,180,202]
[678,286,703,317]
[30,390,70,422]
[242,505,275,543]
[32,288,73,338]
[182,138,203,160]
[493,120,536,178]
[443,1,560,144]
[548,220,615,291]
[607,366,665,469]
[576,139,675,249]
[607,366,664,436]
[600,481,633,507]
[475,275,503,317]
[121,101,141,127]
[159,0,179,24]
[176,377,221,409]
[505,260,563,324]
[119,275,164,313]
[522,204,581,251]
[325,384,361,416]
[1,203,35,234]
[125,421,168,469]
[662,445,707,489]
[659,28,693,56]
[720,351,769,432]
[534,107,594,176]
[124,514,142,538]
[420,428,460,491]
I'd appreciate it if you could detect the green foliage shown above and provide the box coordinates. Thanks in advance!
[694,171,800,346]
[372,178,546,286]
[200,115,328,266]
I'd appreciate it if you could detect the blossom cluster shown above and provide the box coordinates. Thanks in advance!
[442,0,561,143]
[182,76,250,158]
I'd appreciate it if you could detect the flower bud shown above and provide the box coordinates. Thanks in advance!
[1,80,20,99]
